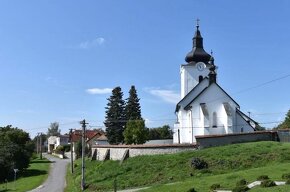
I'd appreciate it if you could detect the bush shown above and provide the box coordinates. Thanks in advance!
[286,179,290,184]
[187,187,197,192]
[236,179,247,186]
[257,175,269,180]
[191,157,208,170]
[63,144,71,152]
[55,145,65,154]
[232,185,249,192]
[282,173,290,179]
[260,180,276,188]
[210,183,221,190]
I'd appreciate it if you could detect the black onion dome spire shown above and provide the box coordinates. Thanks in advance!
[185,22,211,63]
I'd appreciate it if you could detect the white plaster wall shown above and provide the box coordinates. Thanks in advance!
[236,113,255,133]
[180,65,210,98]
[176,83,242,144]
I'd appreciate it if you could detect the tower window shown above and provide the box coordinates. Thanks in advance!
[199,75,203,83]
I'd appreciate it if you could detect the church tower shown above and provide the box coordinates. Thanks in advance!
[174,21,256,144]
[180,22,212,98]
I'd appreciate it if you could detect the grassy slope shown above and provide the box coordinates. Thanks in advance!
[0,157,50,192]
[66,141,290,191]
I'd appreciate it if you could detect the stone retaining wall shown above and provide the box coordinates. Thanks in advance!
[92,144,197,161]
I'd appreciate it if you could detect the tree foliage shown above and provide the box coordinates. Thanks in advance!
[276,110,290,129]
[47,122,61,136]
[125,86,142,120]
[0,125,34,181]
[104,87,126,144]
[148,125,173,140]
[124,120,148,144]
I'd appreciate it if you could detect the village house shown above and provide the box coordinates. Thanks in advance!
[71,129,107,154]
[47,135,70,153]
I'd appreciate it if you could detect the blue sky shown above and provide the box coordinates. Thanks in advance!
[0,0,290,137]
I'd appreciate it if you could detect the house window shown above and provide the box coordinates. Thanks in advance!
[213,112,217,128]
[199,75,203,83]
[241,127,244,133]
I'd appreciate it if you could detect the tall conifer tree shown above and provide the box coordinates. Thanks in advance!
[123,86,148,144]
[104,87,126,144]
[125,85,142,120]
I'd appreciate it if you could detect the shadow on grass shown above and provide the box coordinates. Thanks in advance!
[31,160,53,164]
[21,169,48,178]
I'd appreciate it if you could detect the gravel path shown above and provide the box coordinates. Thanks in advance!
[29,154,70,192]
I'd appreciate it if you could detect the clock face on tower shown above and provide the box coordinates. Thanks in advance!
[196,62,205,71]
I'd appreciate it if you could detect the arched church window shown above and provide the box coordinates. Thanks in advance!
[199,75,203,83]
[213,112,217,128]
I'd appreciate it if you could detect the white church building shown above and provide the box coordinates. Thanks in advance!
[173,24,258,144]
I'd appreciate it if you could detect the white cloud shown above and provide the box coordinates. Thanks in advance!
[86,88,112,94]
[79,37,105,49]
[148,89,179,104]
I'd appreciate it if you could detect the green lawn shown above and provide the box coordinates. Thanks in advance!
[65,141,290,191]
[141,162,290,191]
[0,157,51,192]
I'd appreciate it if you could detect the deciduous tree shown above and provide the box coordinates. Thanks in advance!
[276,110,290,129]
[47,122,61,136]
[0,125,33,181]
[124,120,148,144]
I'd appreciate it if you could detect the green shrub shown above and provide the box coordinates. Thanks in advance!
[191,157,208,170]
[236,179,247,186]
[232,185,249,192]
[55,145,65,154]
[261,180,276,188]
[257,175,269,180]
[210,183,221,190]
[63,144,71,152]
[282,173,290,179]
[286,179,290,184]
[187,187,197,192]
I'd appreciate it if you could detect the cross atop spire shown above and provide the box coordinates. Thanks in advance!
[196,18,200,29]
[185,19,211,63]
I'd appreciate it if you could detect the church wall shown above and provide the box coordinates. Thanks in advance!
[236,112,255,133]
[180,65,209,98]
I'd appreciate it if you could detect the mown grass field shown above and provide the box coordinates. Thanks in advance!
[65,141,290,191]
[0,157,50,192]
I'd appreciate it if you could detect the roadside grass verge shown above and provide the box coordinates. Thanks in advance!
[0,157,51,192]
[65,141,290,191]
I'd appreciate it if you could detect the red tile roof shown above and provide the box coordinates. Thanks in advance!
[71,129,104,142]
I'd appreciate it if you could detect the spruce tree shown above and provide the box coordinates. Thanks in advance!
[125,85,142,120]
[123,86,148,144]
[104,87,126,144]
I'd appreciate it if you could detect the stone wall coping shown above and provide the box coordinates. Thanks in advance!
[195,131,276,139]
[92,143,197,149]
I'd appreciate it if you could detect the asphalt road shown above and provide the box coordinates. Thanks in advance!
[29,154,70,192]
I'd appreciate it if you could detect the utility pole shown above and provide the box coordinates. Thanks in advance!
[36,133,39,154]
[69,128,74,174]
[80,119,88,191]
[40,133,42,160]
